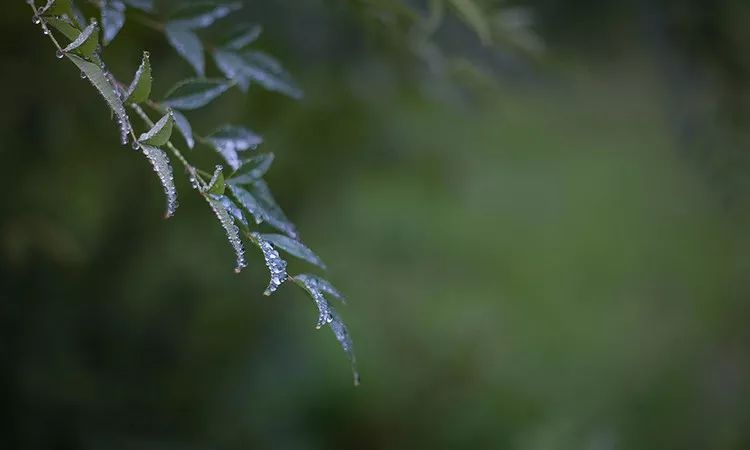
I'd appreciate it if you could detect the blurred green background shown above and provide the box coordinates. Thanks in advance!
[3,0,750,449]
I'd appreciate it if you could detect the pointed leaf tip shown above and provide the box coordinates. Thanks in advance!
[165,25,205,76]
[138,111,174,146]
[126,51,152,104]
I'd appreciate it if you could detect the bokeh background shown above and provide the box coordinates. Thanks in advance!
[3,0,750,449]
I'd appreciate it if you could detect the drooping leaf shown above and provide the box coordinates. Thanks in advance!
[125,51,152,104]
[292,275,358,384]
[229,153,274,183]
[122,0,154,12]
[140,144,178,218]
[42,0,73,17]
[250,232,288,295]
[204,126,262,170]
[212,49,250,92]
[294,274,345,303]
[162,78,230,110]
[219,24,262,50]
[165,24,205,76]
[138,111,174,146]
[168,2,242,29]
[62,19,98,57]
[228,180,298,238]
[45,16,81,41]
[101,0,126,45]
[447,0,491,45]
[171,110,195,148]
[214,194,246,225]
[261,234,326,269]
[238,51,303,99]
[205,194,246,273]
[67,54,131,145]
[206,165,225,195]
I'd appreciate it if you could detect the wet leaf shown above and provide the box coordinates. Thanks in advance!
[62,19,98,58]
[229,153,274,183]
[163,78,230,110]
[168,2,241,29]
[206,165,226,195]
[212,49,250,92]
[205,194,246,273]
[140,144,178,218]
[101,0,126,45]
[171,110,195,148]
[228,180,298,238]
[45,16,81,42]
[138,111,174,146]
[205,126,262,170]
[67,54,131,145]
[261,234,326,269]
[250,232,288,295]
[165,24,205,76]
[125,51,152,104]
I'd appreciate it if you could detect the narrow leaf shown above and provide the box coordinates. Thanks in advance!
[250,232,288,296]
[447,0,491,45]
[329,308,359,386]
[163,78,230,110]
[261,234,326,269]
[138,111,174,146]
[168,2,242,29]
[122,0,154,12]
[212,49,250,92]
[220,24,262,50]
[165,24,205,76]
[205,126,262,170]
[294,274,345,303]
[62,19,98,57]
[229,153,274,184]
[206,165,225,195]
[125,51,152,104]
[239,51,303,99]
[172,110,195,148]
[228,180,298,238]
[101,0,126,46]
[140,144,178,218]
[206,195,246,273]
[214,194,246,225]
[67,54,131,145]
[45,16,82,41]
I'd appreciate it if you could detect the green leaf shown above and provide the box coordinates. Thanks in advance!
[292,275,358,385]
[447,0,491,45]
[261,234,326,269]
[61,19,98,57]
[204,126,262,170]
[172,110,195,149]
[165,24,205,76]
[140,144,178,218]
[219,24,262,50]
[249,232,289,295]
[227,180,298,238]
[237,51,303,99]
[168,2,242,29]
[205,195,246,273]
[206,166,226,195]
[45,16,82,42]
[138,111,174,146]
[66,54,131,145]
[122,0,154,12]
[162,78,230,110]
[229,153,274,183]
[212,49,250,92]
[42,0,73,17]
[101,0,126,45]
[125,51,152,104]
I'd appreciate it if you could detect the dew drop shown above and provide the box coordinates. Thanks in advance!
[42,27,50,35]
[55,50,64,59]
[80,71,86,79]
[32,16,41,25]
[131,140,140,150]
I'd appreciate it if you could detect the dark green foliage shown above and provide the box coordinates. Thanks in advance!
[26,0,357,384]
